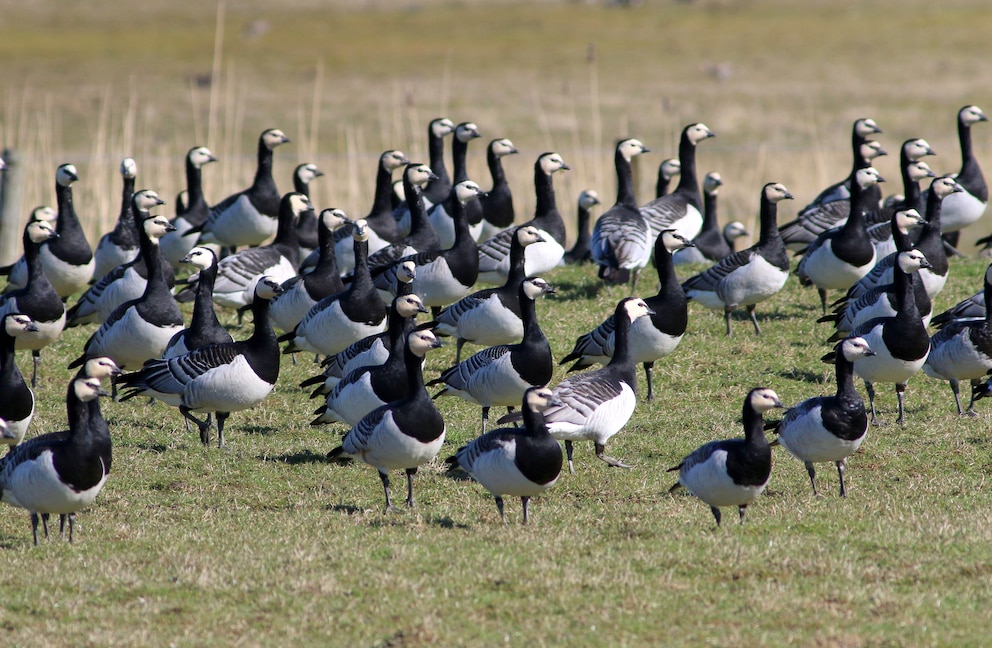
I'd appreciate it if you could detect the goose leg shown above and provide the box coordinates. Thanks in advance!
[455,338,466,364]
[494,496,506,525]
[180,406,211,445]
[216,412,229,448]
[836,459,848,498]
[724,306,734,336]
[895,383,907,426]
[404,468,417,508]
[31,350,40,388]
[630,269,640,295]
[738,504,748,524]
[817,288,828,315]
[864,381,880,425]
[804,461,819,496]
[965,379,980,416]
[481,406,490,433]
[521,496,531,525]
[378,470,399,513]
[949,379,964,415]
[747,305,762,335]
[565,440,575,474]
[31,513,41,546]
[40,513,50,539]
[59,514,67,539]
[595,442,633,469]
[710,506,722,527]
[644,362,655,401]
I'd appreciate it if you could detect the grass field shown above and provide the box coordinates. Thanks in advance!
[3,1,992,646]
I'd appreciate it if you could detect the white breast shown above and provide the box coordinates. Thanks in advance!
[201,195,276,248]
[940,191,988,233]
[39,246,95,298]
[778,406,866,464]
[2,451,107,514]
[680,449,767,508]
[184,355,275,413]
[717,254,789,308]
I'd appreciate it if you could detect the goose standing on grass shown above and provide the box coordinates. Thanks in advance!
[0,315,40,449]
[668,387,784,526]
[326,325,445,513]
[93,158,139,278]
[177,192,312,316]
[639,123,715,241]
[936,105,988,250]
[0,374,112,545]
[330,150,410,275]
[313,317,434,428]
[69,191,183,371]
[477,152,570,283]
[655,158,681,199]
[192,128,290,249]
[0,221,64,387]
[445,386,562,525]
[847,249,931,426]
[430,277,555,432]
[285,219,388,358]
[798,167,884,314]
[478,138,520,240]
[291,162,324,254]
[591,138,653,288]
[562,190,602,265]
[561,229,693,400]
[674,172,749,265]
[364,163,440,275]
[118,278,284,447]
[682,182,793,335]
[160,146,218,266]
[373,181,486,311]
[923,262,992,415]
[413,122,483,247]
[523,297,654,473]
[433,225,546,363]
[35,164,95,298]
[772,337,875,497]
[269,208,349,333]
[162,247,233,359]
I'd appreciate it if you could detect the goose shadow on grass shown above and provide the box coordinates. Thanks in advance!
[260,449,329,465]
[776,368,828,385]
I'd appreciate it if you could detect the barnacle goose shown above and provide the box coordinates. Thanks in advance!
[639,123,715,241]
[682,182,793,335]
[797,167,884,313]
[160,146,218,266]
[118,277,284,447]
[177,192,312,314]
[269,208,349,333]
[668,388,784,525]
[0,314,39,449]
[476,152,570,284]
[433,225,546,363]
[373,180,485,310]
[820,245,931,338]
[193,128,290,248]
[591,138,653,287]
[847,248,931,426]
[936,106,988,249]
[93,158,140,278]
[313,317,434,428]
[673,171,749,265]
[562,190,602,265]
[445,386,562,525]
[867,160,934,260]
[303,261,417,394]
[932,289,986,326]
[326,150,409,276]
[519,297,654,473]
[69,191,183,371]
[326,323,445,513]
[655,158,681,199]
[285,219,387,357]
[363,163,440,275]
[478,138,520,240]
[923,262,992,415]
[162,247,233,359]
[0,220,65,386]
[773,337,875,497]
[430,277,555,432]
[35,163,95,298]
[561,229,693,400]
[389,118,454,228]
[292,162,325,252]
[0,374,112,545]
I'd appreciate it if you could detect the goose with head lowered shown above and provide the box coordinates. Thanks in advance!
[191,128,290,249]
[639,122,715,241]
[291,162,325,253]
[269,208,349,334]
[326,324,445,513]
[476,152,570,284]
[506,297,654,473]
[655,158,681,199]
[673,171,749,265]
[418,122,485,248]
[430,277,555,432]
[93,157,140,278]
[445,386,563,525]
[160,146,218,266]
[591,138,653,288]
[162,247,233,359]
[772,337,875,497]
[0,314,40,449]
[682,182,793,335]
[562,190,602,265]
[668,387,784,526]
[936,105,988,251]
[478,137,520,240]
[0,220,64,387]
[0,372,115,545]
[69,191,183,372]
[118,277,284,447]
[561,229,693,401]
[798,167,884,314]
[432,225,546,364]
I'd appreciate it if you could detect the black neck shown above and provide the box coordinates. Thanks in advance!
[959,114,975,170]
[253,138,275,190]
[429,127,451,187]
[521,403,549,437]
[742,400,769,447]
[608,307,634,367]
[349,238,373,295]
[488,147,507,186]
[185,157,206,208]
[673,130,702,208]
[403,344,427,401]
[404,176,430,236]
[137,215,167,295]
[190,263,223,335]
[249,295,276,346]
[372,160,395,215]
[702,191,719,231]
[315,222,340,277]
[534,165,558,221]
[840,179,872,236]
[519,291,541,342]
[505,232,528,287]
[835,351,860,401]
[119,176,135,226]
[574,207,592,251]
[893,262,921,320]
[450,196,473,248]
[272,205,301,263]
[758,195,781,244]
[614,147,638,209]
[452,136,470,184]
[900,150,922,205]
[55,181,79,234]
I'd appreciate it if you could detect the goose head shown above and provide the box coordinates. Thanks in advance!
[142,213,177,241]
[703,171,723,195]
[74,376,110,402]
[854,118,882,137]
[405,163,438,188]
[261,128,291,150]
[618,138,650,161]
[455,122,481,143]
[538,152,570,176]
[839,336,875,363]
[723,221,749,242]
[284,192,313,222]
[578,190,602,210]
[931,175,964,199]
[659,158,682,182]
[860,140,887,162]
[26,220,58,245]
[907,160,936,183]
[959,105,988,127]
[407,328,443,357]
[685,123,716,146]
[524,386,561,412]
[394,293,429,318]
[854,167,885,189]
[903,138,936,161]
[30,206,57,223]
[454,180,486,204]
[132,189,166,213]
[764,182,794,203]
[382,149,410,173]
[295,163,323,186]
[430,118,455,138]
[490,138,518,158]
[521,276,556,301]
[180,246,218,271]
[56,163,79,187]
[83,356,123,379]
[515,225,546,247]
[896,249,931,274]
[320,208,350,233]
[747,387,785,414]
[188,146,218,169]
[120,157,137,179]
[621,296,655,323]
[3,313,38,337]
[658,229,694,253]
[893,209,925,233]
[252,276,285,301]
[396,260,417,285]
[351,218,370,242]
